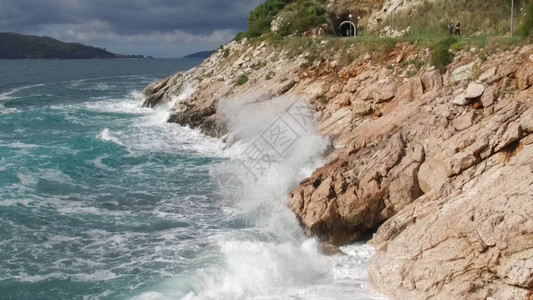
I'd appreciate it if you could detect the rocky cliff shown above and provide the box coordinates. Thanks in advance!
[142,36,533,299]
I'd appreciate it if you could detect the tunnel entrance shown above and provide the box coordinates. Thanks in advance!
[339,21,356,37]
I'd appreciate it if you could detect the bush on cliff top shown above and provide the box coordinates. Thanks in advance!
[277,1,327,36]
[246,0,293,38]
[430,37,457,72]
[245,0,327,38]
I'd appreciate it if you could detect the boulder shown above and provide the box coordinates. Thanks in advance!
[371,83,397,103]
[278,79,296,95]
[417,158,448,193]
[481,88,499,108]
[478,66,497,82]
[344,77,359,93]
[421,69,443,92]
[516,63,533,90]
[465,82,485,99]
[450,63,474,83]
[411,77,424,100]
[453,111,476,131]
[452,94,470,106]
[395,82,413,102]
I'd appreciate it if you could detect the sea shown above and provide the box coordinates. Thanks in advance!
[0,59,384,300]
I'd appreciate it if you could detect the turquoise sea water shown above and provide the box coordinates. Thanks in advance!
[0,59,382,300]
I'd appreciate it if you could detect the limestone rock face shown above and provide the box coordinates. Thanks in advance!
[288,133,425,244]
[369,144,533,300]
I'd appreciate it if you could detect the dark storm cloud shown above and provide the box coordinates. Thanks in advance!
[1,0,259,34]
[0,0,262,57]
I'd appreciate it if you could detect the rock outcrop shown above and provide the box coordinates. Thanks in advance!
[142,36,533,299]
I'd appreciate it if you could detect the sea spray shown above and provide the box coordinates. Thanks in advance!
[165,94,331,299]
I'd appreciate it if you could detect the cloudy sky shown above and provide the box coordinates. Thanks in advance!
[0,0,262,57]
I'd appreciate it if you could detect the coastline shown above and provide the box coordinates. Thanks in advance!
[142,36,533,299]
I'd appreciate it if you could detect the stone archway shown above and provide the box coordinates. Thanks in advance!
[339,21,356,37]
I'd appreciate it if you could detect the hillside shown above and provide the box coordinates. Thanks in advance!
[238,0,532,38]
[141,0,533,299]
[183,50,215,59]
[0,32,144,59]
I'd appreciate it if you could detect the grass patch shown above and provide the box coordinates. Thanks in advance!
[265,71,276,80]
[388,0,530,38]
[236,74,249,85]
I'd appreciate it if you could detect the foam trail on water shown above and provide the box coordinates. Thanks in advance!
[0,83,45,101]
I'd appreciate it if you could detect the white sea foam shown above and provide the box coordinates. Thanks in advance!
[0,103,20,114]
[144,82,196,125]
[2,142,39,149]
[15,270,118,283]
[135,93,383,299]
[98,128,124,146]
[81,91,149,115]
[91,155,115,171]
[0,83,44,101]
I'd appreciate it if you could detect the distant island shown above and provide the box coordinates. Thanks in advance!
[183,50,215,59]
[0,32,145,59]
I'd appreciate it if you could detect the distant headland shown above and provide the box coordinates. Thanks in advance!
[183,50,215,59]
[0,32,145,59]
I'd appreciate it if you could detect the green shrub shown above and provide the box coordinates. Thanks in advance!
[278,1,327,36]
[246,0,292,38]
[430,37,457,71]
[236,74,249,85]
[265,71,276,80]
[223,48,230,58]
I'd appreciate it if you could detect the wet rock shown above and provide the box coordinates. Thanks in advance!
[319,242,343,256]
